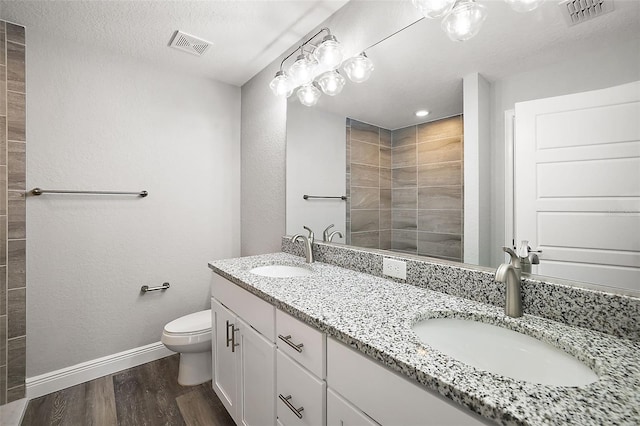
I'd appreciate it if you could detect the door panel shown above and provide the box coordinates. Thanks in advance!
[212,298,238,422]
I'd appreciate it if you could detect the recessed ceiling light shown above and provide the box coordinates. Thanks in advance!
[415,109,430,117]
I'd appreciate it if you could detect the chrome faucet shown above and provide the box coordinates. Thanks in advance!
[291,226,314,263]
[495,246,523,318]
[322,224,343,242]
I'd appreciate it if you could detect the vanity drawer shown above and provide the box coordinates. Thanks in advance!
[276,309,326,378]
[277,349,326,426]
[211,273,275,341]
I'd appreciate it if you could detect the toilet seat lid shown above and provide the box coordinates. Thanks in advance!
[165,309,211,334]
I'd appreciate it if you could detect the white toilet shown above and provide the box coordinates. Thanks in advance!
[161,309,212,386]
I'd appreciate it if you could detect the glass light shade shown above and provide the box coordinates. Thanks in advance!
[313,35,344,70]
[411,0,456,18]
[317,71,346,96]
[288,53,318,86]
[504,0,544,12]
[297,84,322,107]
[441,0,488,42]
[269,71,293,97]
[343,53,374,83]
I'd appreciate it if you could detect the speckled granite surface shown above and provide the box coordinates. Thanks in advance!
[281,237,640,341]
[209,252,640,426]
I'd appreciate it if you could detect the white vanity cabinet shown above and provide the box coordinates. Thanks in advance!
[211,274,277,426]
[275,309,327,426]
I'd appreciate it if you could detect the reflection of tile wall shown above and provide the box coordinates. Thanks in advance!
[1,20,26,405]
[347,115,463,261]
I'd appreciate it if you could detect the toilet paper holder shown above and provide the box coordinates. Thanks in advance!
[141,282,170,293]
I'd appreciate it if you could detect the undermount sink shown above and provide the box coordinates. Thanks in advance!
[412,317,599,387]
[249,264,313,278]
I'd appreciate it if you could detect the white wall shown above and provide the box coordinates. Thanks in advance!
[26,29,241,376]
[286,100,346,241]
[487,38,640,267]
[240,1,421,256]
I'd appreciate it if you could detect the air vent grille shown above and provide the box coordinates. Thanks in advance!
[559,0,614,26]
[169,31,212,57]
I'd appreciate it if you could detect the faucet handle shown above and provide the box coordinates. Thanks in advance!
[323,224,335,242]
[303,226,314,243]
[502,246,522,269]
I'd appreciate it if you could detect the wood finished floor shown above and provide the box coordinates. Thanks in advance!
[21,355,236,426]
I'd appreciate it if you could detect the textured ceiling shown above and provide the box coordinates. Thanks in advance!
[0,0,349,86]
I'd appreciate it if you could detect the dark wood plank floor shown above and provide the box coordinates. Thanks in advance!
[22,355,235,426]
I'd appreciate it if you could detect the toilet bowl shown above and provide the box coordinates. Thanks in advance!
[161,309,212,386]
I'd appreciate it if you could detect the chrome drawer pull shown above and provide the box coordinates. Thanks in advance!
[226,321,239,352]
[278,334,304,353]
[279,394,304,419]
[226,320,232,347]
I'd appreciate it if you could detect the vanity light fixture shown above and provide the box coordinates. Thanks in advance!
[413,0,542,41]
[268,27,374,105]
[415,109,430,117]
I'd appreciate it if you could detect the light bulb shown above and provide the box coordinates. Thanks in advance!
[415,110,430,118]
[504,0,544,12]
[269,71,293,97]
[441,0,487,42]
[313,35,344,70]
[411,0,456,18]
[297,83,322,107]
[288,53,318,87]
[317,70,346,96]
[343,53,374,83]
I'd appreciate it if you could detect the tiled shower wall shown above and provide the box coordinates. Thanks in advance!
[346,116,463,262]
[0,20,27,405]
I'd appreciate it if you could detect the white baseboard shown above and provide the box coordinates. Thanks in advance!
[26,342,175,399]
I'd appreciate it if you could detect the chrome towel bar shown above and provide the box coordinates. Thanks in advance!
[31,188,148,197]
[303,194,346,200]
[141,282,170,293]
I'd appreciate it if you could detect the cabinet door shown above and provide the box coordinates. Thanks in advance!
[277,350,325,426]
[212,298,239,422]
[238,318,276,426]
[327,388,379,426]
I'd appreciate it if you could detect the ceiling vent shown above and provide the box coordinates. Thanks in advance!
[169,31,212,57]
[559,0,614,26]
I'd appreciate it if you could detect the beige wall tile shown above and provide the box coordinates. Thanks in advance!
[380,146,391,168]
[0,66,6,116]
[7,288,25,339]
[351,187,379,210]
[392,209,417,230]
[418,210,462,234]
[418,161,462,187]
[380,230,391,249]
[7,92,25,141]
[351,209,380,233]
[0,216,5,265]
[0,266,6,317]
[391,125,416,147]
[418,232,462,260]
[0,166,6,216]
[392,167,417,188]
[0,365,5,405]
[8,142,25,190]
[418,136,462,165]
[0,117,6,165]
[418,115,462,142]
[7,336,25,389]
[7,42,25,93]
[380,209,391,229]
[7,384,25,403]
[5,23,25,45]
[8,191,25,240]
[0,23,5,66]
[380,168,391,190]
[392,188,417,209]
[391,230,417,253]
[351,140,379,166]
[351,164,379,188]
[0,315,5,366]
[351,231,379,249]
[8,239,25,289]
[350,120,379,144]
[392,144,416,168]
[418,186,463,210]
[380,189,391,209]
[380,128,391,147]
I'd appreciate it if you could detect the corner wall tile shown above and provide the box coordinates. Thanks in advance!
[380,209,392,230]
[8,142,25,190]
[0,266,5,316]
[380,189,391,209]
[7,336,25,389]
[392,209,417,230]
[392,188,417,209]
[380,230,391,249]
[7,93,25,142]
[0,315,6,366]
[0,23,5,66]
[391,126,416,147]
[8,240,25,289]
[380,128,391,147]
[0,66,6,116]
[7,41,25,93]
[392,167,417,188]
[392,230,417,252]
[0,117,6,165]
[0,166,6,215]
[8,191,25,239]
[0,216,6,265]
[0,366,6,405]
[8,288,25,339]
[380,168,391,190]
[6,23,25,45]
[7,384,24,403]
[392,144,417,168]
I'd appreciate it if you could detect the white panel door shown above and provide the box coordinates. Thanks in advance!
[212,298,239,422]
[514,81,640,291]
[238,317,276,426]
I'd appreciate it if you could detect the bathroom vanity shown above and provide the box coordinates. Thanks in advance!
[209,246,640,425]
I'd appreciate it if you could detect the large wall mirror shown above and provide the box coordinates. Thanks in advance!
[286,1,640,296]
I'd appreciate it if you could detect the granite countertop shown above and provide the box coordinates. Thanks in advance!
[209,252,640,426]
